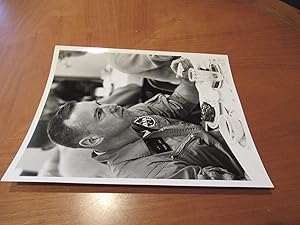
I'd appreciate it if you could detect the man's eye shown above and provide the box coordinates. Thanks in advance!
[95,108,102,120]
[97,109,102,119]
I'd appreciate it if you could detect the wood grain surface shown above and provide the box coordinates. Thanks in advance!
[0,0,299,224]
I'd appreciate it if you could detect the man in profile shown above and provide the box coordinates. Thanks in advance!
[47,59,245,180]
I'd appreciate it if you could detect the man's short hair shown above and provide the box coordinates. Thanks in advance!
[47,101,88,148]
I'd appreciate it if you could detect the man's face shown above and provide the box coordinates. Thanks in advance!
[64,101,135,141]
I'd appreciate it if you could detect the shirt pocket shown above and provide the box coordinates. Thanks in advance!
[169,134,197,159]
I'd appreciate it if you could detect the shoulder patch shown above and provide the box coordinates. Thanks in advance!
[134,116,156,128]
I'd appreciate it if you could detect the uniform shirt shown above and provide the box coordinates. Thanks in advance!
[92,93,245,180]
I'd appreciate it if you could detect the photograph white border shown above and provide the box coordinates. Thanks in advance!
[1,45,274,188]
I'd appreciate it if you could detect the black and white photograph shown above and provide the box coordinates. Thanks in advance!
[1,46,273,188]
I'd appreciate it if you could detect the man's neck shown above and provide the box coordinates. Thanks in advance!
[94,126,141,152]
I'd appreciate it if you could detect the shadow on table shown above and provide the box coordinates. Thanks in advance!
[8,182,272,195]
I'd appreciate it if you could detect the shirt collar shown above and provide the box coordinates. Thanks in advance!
[91,138,151,165]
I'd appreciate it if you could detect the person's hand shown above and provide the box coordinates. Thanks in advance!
[170,57,194,79]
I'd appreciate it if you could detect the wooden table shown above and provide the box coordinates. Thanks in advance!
[0,1,299,224]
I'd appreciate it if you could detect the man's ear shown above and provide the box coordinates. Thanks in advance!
[78,135,104,148]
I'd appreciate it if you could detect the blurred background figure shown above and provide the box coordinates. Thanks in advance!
[37,146,113,178]
[106,53,180,84]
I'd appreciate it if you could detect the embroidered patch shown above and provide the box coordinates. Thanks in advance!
[134,116,156,128]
